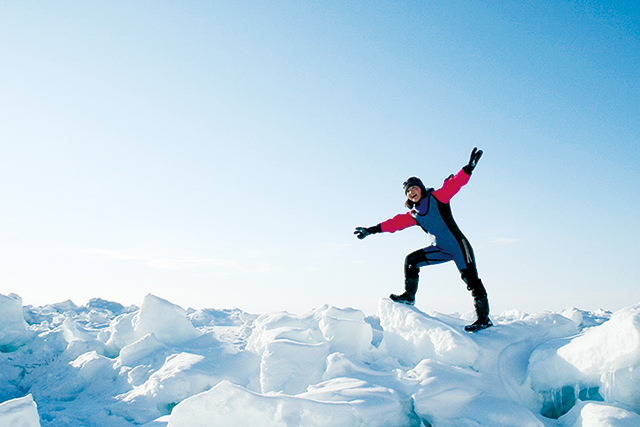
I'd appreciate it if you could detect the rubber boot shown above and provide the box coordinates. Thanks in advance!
[390,277,419,306]
[464,297,493,332]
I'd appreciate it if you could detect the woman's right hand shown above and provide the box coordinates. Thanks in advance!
[354,227,371,239]
[354,226,380,239]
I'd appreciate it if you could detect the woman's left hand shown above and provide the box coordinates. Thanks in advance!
[464,147,483,174]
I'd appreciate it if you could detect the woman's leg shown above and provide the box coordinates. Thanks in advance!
[460,265,492,332]
[460,266,487,300]
[391,247,451,305]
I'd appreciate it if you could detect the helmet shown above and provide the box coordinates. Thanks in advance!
[402,176,425,195]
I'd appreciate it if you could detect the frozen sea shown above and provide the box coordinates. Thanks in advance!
[2,292,640,426]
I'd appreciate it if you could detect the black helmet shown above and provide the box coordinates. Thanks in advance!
[403,177,425,195]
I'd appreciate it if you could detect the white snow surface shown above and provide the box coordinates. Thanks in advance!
[0,394,40,427]
[2,293,640,426]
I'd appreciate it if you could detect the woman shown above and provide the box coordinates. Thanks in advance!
[354,148,492,332]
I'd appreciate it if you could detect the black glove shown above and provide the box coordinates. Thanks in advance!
[354,224,382,240]
[463,147,483,174]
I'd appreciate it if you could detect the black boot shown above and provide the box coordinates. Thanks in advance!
[464,297,493,332]
[390,277,418,306]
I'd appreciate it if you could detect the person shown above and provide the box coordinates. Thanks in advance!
[354,148,492,332]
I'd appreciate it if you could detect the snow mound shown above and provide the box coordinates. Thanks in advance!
[105,294,201,357]
[528,303,640,419]
[4,292,640,426]
[246,305,375,394]
[0,293,30,352]
[167,379,409,427]
[0,394,40,427]
[378,298,479,367]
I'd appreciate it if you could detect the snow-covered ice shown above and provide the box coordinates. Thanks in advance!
[2,292,640,426]
[0,293,30,352]
[0,394,40,427]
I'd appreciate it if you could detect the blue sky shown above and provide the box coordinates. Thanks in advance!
[1,1,638,316]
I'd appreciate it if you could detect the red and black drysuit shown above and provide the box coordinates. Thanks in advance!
[378,168,488,302]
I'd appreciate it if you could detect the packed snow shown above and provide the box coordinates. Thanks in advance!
[2,292,640,426]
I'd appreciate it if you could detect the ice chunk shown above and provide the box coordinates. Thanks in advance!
[86,298,132,317]
[188,307,255,327]
[559,401,640,427]
[557,305,640,377]
[70,350,116,383]
[521,311,580,340]
[0,293,30,352]
[116,352,209,422]
[105,294,201,355]
[28,349,117,402]
[405,359,543,426]
[561,307,610,330]
[61,317,94,343]
[377,299,479,367]
[116,333,168,368]
[301,377,413,426]
[114,344,259,423]
[246,309,330,394]
[528,304,640,417]
[246,305,375,394]
[167,380,414,427]
[403,359,480,422]
[246,310,324,354]
[317,306,373,359]
[260,339,330,394]
[440,396,544,427]
[0,394,41,427]
[322,352,398,386]
[133,295,202,346]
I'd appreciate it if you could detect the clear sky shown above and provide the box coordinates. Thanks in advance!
[1,1,639,316]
